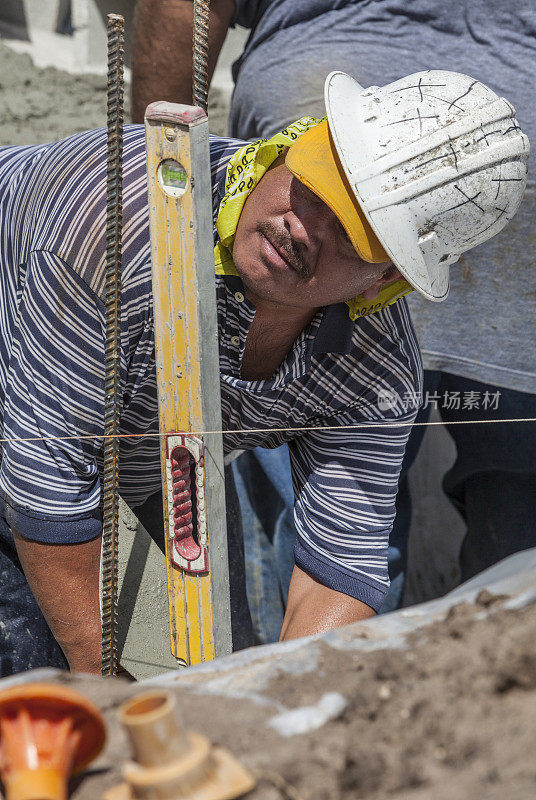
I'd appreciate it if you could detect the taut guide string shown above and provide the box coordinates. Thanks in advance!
[2,416,536,448]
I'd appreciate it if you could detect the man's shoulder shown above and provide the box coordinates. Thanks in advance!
[353,298,419,351]
[209,135,247,160]
[358,298,421,363]
[30,126,149,301]
[349,298,423,413]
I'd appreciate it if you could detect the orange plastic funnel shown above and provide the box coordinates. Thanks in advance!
[0,682,106,800]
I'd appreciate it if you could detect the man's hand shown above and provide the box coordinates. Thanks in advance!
[13,531,103,673]
[280,565,375,640]
[131,0,236,123]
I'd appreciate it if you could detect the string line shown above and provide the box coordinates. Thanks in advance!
[1,416,535,446]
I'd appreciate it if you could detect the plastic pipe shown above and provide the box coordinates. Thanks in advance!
[112,690,255,800]
[118,692,189,768]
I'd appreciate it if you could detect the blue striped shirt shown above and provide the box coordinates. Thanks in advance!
[0,126,422,610]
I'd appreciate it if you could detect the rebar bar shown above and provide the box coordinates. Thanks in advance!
[101,13,124,678]
[193,0,210,111]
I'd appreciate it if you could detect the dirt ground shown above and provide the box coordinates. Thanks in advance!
[0,38,535,800]
[0,40,229,146]
[20,596,535,800]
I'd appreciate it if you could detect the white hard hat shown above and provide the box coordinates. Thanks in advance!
[324,70,529,301]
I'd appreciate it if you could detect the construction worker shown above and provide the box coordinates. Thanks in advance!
[0,70,528,675]
[133,0,536,638]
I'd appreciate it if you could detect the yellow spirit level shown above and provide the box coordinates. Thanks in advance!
[145,103,232,666]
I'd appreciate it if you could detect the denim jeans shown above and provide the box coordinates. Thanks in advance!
[234,372,536,637]
[0,466,255,676]
[232,447,295,644]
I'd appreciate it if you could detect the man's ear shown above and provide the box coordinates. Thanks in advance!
[361,268,402,302]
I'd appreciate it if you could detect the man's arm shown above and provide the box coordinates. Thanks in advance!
[131,0,236,123]
[280,565,375,640]
[13,531,103,673]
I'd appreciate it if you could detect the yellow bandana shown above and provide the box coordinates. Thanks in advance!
[214,117,414,320]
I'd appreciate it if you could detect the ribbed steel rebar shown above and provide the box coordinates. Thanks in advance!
[101,13,124,677]
[193,0,210,111]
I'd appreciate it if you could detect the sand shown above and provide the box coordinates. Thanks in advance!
[14,595,534,800]
[0,40,229,146]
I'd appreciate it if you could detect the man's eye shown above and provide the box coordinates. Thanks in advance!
[337,220,354,249]
[303,183,325,206]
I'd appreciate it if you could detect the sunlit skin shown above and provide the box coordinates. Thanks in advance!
[232,153,402,317]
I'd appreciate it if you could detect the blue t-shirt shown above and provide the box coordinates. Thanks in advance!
[0,127,421,610]
[230,0,535,393]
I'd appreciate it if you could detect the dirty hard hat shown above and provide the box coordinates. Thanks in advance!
[286,70,529,302]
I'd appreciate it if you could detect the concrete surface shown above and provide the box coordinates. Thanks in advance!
[116,501,179,679]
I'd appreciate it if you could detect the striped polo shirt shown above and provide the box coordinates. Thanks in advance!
[0,126,422,610]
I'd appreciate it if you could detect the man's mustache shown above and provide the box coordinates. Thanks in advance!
[258,221,310,277]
